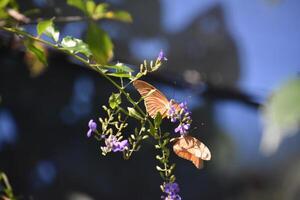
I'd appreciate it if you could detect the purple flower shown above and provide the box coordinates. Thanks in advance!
[168,102,177,122]
[87,119,97,137]
[168,100,192,135]
[162,182,182,200]
[157,50,168,61]
[175,123,190,135]
[179,101,188,113]
[112,139,129,152]
[164,182,180,194]
[102,135,129,153]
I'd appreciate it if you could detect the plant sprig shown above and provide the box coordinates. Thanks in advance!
[0,1,184,199]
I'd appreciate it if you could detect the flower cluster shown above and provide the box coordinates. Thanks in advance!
[101,135,129,154]
[161,182,182,200]
[168,101,192,136]
[87,120,128,154]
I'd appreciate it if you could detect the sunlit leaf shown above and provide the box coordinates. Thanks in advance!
[46,25,60,42]
[92,3,108,19]
[0,9,8,19]
[109,93,121,109]
[127,107,143,120]
[103,63,134,73]
[86,0,95,17]
[37,19,53,36]
[107,73,132,78]
[104,10,132,23]
[67,0,86,13]
[260,78,300,155]
[86,22,113,64]
[61,36,92,58]
[0,0,10,8]
[37,19,60,42]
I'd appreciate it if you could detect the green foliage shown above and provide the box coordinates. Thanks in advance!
[61,36,92,58]
[0,0,12,19]
[104,63,134,73]
[0,9,8,19]
[261,78,300,155]
[36,19,60,42]
[109,93,121,109]
[103,10,132,23]
[0,172,16,200]
[127,107,143,120]
[0,1,177,198]
[0,0,10,8]
[107,72,132,78]
[37,19,53,35]
[24,39,47,66]
[154,112,162,128]
[86,22,113,64]
[67,0,132,22]
[0,0,18,20]
[92,3,108,19]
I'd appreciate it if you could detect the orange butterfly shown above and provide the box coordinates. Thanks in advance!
[133,80,180,118]
[173,136,211,169]
[133,80,211,169]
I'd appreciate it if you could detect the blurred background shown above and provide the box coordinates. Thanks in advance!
[0,0,300,199]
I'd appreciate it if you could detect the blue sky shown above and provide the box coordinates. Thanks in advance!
[161,0,300,99]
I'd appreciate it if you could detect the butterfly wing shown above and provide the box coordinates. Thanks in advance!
[133,80,170,118]
[173,136,211,169]
[190,137,211,161]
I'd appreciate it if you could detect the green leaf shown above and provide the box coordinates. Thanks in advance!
[260,78,300,155]
[86,22,113,64]
[0,8,8,19]
[93,3,108,19]
[0,0,10,8]
[154,112,162,128]
[104,10,132,23]
[61,36,92,57]
[169,175,176,183]
[149,123,156,136]
[45,25,60,42]
[37,19,53,36]
[127,107,143,120]
[86,0,95,17]
[107,72,132,78]
[24,39,47,66]
[108,93,121,109]
[37,19,60,42]
[67,0,86,12]
[103,63,134,73]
